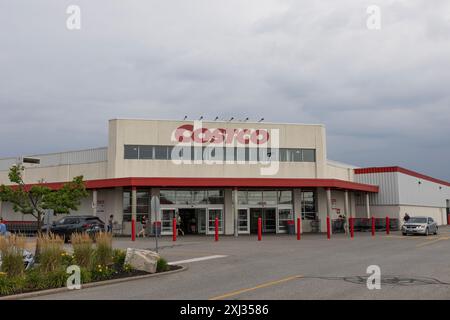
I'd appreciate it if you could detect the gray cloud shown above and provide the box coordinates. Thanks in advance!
[0,0,449,179]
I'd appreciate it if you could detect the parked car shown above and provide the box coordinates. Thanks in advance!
[41,215,105,242]
[402,216,438,236]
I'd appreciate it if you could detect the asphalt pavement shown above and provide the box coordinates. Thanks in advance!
[28,226,450,300]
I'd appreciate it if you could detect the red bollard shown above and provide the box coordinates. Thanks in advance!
[257,217,262,241]
[386,216,390,235]
[297,218,301,240]
[350,217,354,239]
[371,216,375,237]
[326,216,331,239]
[215,217,219,241]
[172,218,177,241]
[131,219,136,241]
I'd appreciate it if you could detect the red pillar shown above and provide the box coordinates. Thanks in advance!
[371,216,375,237]
[326,216,331,240]
[215,217,219,241]
[350,217,354,239]
[131,219,136,241]
[386,216,390,235]
[296,218,301,240]
[257,217,262,241]
[172,218,177,241]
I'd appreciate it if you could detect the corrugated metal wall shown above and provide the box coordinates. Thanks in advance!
[0,147,107,171]
[355,172,399,205]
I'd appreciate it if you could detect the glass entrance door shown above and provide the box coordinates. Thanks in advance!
[263,208,276,233]
[238,208,250,234]
[161,208,176,235]
[207,208,223,235]
[250,208,262,234]
[196,208,207,234]
[249,208,276,234]
[277,208,293,233]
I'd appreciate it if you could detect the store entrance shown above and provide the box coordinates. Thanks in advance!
[250,208,276,234]
[178,208,206,234]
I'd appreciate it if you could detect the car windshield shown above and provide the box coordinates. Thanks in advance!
[408,218,427,223]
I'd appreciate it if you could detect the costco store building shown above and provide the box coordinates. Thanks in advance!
[0,119,449,236]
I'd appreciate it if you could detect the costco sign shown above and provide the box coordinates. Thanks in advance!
[173,124,270,145]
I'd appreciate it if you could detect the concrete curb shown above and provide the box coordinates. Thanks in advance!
[0,265,188,300]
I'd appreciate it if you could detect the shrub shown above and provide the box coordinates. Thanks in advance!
[91,264,114,281]
[80,267,92,284]
[0,274,25,296]
[112,249,126,271]
[61,251,74,267]
[157,258,169,273]
[25,268,67,291]
[0,235,26,277]
[37,233,64,273]
[94,232,113,266]
[71,233,94,268]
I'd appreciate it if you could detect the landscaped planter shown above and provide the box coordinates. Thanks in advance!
[0,264,183,298]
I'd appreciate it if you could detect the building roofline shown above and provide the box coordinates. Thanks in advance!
[109,118,325,127]
[354,166,450,187]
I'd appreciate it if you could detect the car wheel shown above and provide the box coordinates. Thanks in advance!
[402,232,407,236]
[424,228,429,236]
[434,227,438,235]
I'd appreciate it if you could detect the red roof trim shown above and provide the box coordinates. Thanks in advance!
[354,166,450,187]
[11,177,379,193]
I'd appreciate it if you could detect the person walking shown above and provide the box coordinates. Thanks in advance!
[138,216,148,238]
[0,218,7,236]
[177,214,184,236]
[107,214,114,233]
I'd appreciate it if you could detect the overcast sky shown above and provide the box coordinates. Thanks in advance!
[1,0,449,179]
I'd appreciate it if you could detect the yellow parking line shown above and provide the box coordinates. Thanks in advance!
[209,274,304,300]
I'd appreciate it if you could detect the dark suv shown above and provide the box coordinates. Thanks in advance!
[42,215,105,242]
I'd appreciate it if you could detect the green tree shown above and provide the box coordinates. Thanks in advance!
[0,164,89,235]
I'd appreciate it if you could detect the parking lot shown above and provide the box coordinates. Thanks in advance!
[29,226,450,300]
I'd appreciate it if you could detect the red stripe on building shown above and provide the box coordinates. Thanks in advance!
[354,166,450,187]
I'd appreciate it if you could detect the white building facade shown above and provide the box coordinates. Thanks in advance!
[0,119,448,236]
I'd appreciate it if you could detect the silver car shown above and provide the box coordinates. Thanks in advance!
[402,216,438,236]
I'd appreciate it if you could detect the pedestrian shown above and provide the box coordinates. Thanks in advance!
[0,218,7,236]
[338,213,347,234]
[403,212,410,222]
[177,214,184,236]
[107,214,114,233]
[138,216,148,238]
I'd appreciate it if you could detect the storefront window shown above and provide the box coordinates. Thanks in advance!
[136,191,149,214]
[301,190,316,220]
[192,190,207,204]
[160,190,176,204]
[248,191,263,205]
[238,190,248,205]
[262,191,277,206]
[175,190,192,205]
[207,190,224,204]
[122,189,150,221]
[123,191,131,213]
[278,190,293,204]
